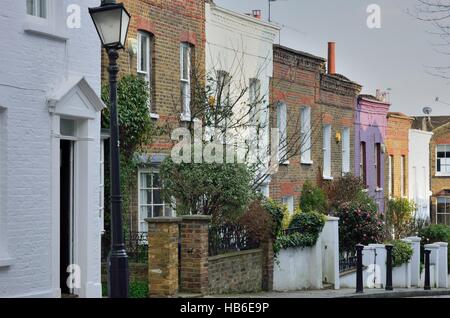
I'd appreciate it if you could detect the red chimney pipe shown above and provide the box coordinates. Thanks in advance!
[328,42,336,75]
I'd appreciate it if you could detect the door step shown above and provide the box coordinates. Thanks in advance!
[62,293,79,299]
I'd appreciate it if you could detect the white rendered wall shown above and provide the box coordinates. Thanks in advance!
[409,129,433,220]
[0,0,102,298]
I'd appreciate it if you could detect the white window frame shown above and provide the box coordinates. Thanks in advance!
[99,140,105,235]
[301,106,312,165]
[388,155,393,197]
[282,196,294,215]
[342,127,350,174]
[323,124,332,179]
[138,168,172,233]
[24,0,67,41]
[180,42,192,121]
[27,0,47,18]
[436,197,450,225]
[277,102,288,164]
[137,31,157,118]
[0,107,12,267]
[400,155,405,197]
[249,78,261,125]
[436,144,450,176]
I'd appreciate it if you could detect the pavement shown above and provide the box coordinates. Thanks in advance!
[205,287,450,298]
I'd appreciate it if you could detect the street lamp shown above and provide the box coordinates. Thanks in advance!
[89,0,131,298]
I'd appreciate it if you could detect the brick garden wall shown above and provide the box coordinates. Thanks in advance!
[208,249,263,295]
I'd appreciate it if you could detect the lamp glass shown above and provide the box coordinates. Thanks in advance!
[90,4,130,49]
[120,11,131,48]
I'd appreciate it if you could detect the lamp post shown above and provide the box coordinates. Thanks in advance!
[89,0,131,298]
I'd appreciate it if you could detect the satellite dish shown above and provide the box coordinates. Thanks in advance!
[423,107,433,115]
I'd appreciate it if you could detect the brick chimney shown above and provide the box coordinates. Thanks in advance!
[252,10,262,19]
[328,42,336,75]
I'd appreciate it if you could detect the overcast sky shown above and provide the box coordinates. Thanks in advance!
[214,0,450,116]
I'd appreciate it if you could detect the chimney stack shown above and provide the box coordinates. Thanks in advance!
[252,10,262,19]
[328,42,336,75]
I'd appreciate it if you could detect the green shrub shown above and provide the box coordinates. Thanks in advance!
[299,181,327,214]
[386,197,416,239]
[389,240,414,267]
[262,198,285,238]
[334,191,384,253]
[129,280,148,298]
[418,224,450,272]
[274,211,326,254]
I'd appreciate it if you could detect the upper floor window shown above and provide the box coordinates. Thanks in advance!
[301,107,312,164]
[27,0,47,18]
[323,125,332,179]
[277,102,287,163]
[342,127,350,174]
[437,144,450,176]
[180,42,192,120]
[217,71,231,108]
[137,31,154,114]
[375,143,381,188]
[249,78,261,125]
[388,155,394,197]
[360,141,367,187]
[400,155,406,197]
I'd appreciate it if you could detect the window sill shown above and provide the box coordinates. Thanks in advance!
[180,113,192,122]
[280,160,290,166]
[323,176,334,181]
[0,256,14,268]
[24,20,68,42]
[375,187,383,193]
[150,113,160,120]
[435,173,450,178]
[301,160,313,165]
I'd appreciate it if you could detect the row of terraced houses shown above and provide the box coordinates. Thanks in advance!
[0,0,449,298]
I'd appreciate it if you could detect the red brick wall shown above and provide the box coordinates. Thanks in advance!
[270,46,360,207]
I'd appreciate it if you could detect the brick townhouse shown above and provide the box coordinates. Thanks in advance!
[270,43,361,212]
[100,0,206,233]
[412,116,450,225]
[354,93,390,213]
[385,112,413,199]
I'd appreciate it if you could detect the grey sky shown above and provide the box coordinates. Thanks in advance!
[214,0,450,116]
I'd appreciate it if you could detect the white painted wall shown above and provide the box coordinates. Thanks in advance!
[409,129,433,220]
[274,217,339,291]
[0,0,102,298]
[205,3,279,184]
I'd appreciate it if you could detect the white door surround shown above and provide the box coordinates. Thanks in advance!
[48,76,104,298]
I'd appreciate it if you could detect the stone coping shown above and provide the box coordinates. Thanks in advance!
[425,243,440,249]
[208,249,263,262]
[181,215,212,221]
[145,217,182,224]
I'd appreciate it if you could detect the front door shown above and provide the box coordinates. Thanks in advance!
[60,140,74,295]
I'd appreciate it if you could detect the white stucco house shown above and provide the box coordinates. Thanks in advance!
[409,129,433,220]
[0,0,104,298]
[205,2,279,194]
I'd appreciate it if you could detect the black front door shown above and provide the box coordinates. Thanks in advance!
[60,140,74,294]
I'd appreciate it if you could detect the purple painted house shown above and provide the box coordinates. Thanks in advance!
[354,93,390,213]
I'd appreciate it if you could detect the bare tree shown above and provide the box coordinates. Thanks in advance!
[410,0,450,79]
[164,51,323,191]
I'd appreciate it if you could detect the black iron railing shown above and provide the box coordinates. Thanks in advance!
[103,231,148,263]
[208,223,259,257]
[339,253,358,273]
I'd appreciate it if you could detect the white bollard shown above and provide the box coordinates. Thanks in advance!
[436,242,448,288]
[425,244,440,288]
[406,236,421,287]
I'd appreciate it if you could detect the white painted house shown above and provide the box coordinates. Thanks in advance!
[205,2,279,194]
[0,0,103,298]
[409,129,433,220]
